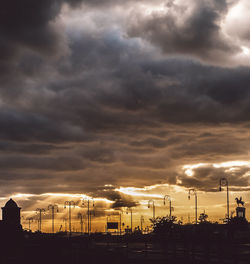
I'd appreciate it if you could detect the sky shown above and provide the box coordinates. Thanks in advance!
[1,0,250,232]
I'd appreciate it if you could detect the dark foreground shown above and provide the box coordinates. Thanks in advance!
[0,224,250,264]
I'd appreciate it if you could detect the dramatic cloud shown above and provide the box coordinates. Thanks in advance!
[179,162,250,192]
[128,0,250,66]
[0,0,250,225]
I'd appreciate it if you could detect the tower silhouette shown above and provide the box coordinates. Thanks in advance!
[1,198,21,228]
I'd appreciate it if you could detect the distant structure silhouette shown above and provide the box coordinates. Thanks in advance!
[0,198,23,259]
[0,198,22,229]
[235,197,244,207]
[235,197,246,219]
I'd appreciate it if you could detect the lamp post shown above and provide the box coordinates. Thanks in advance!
[219,177,229,223]
[163,195,172,217]
[48,204,59,233]
[82,199,94,235]
[64,201,75,235]
[119,210,123,235]
[188,189,198,225]
[36,208,45,232]
[78,213,84,234]
[148,200,155,219]
[126,207,133,233]
[140,216,144,233]
[27,217,33,231]
[63,218,67,232]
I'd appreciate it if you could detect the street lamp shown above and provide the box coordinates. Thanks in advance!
[188,189,198,225]
[36,208,45,232]
[78,213,84,234]
[82,198,94,235]
[63,218,67,232]
[219,177,229,223]
[148,200,155,219]
[64,201,75,235]
[163,195,173,217]
[48,204,59,233]
[27,217,33,231]
[140,216,144,233]
[126,207,133,233]
[119,209,123,235]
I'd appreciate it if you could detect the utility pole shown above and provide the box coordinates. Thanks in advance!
[82,199,94,235]
[188,189,198,224]
[36,208,45,232]
[148,200,155,219]
[78,213,84,234]
[163,195,173,217]
[48,204,59,233]
[219,177,229,223]
[64,201,75,235]
[27,217,33,231]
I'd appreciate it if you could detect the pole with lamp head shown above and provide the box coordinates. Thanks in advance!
[188,189,198,224]
[219,177,229,223]
[48,204,59,233]
[163,195,173,217]
[36,208,45,232]
[82,198,94,235]
[64,201,75,235]
[148,200,155,219]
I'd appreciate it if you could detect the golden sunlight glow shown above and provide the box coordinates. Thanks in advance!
[10,192,113,204]
[213,161,250,168]
[185,168,194,177]
[116,187,163,198]
[42,192,87,198]
[183,161,250,177]
[12,193,35,199]
[183,163,207,177]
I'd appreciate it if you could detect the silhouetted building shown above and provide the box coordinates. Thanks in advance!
[0,199,23,260]
[0,198,22,233]
[2,198,22,227]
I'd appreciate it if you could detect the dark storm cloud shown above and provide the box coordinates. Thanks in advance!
[0,0,108,79]
[0,142,68,155]
[128,0,239,63]
[33,29,250,131]
[78,146,116,164]
[130,136,182,149]
[0,0,250,198]
[0,155,86,171]
[0,0,155,65]
[0,109,87,142]
[0,1,62,60]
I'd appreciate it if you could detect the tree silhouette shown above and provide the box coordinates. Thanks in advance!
[150,216,177,235]
[198,212,209,224]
